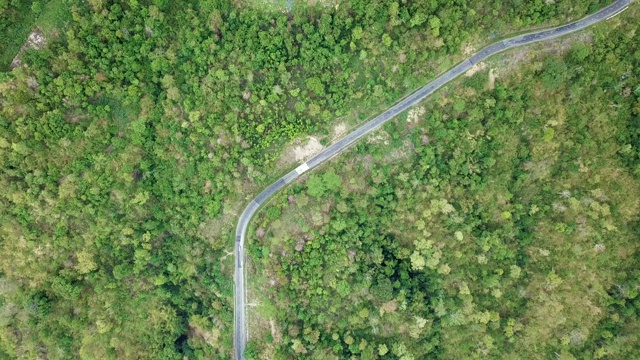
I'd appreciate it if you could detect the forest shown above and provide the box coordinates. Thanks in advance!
[249,5,640,359]
[0,0,635,359]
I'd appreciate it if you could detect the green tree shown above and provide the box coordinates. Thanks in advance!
[306,77,325,96]
[541,56,568,90]
[307,175,326,198]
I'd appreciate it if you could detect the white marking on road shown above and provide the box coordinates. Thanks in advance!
[295,162,310,175]
[607,6,628,19]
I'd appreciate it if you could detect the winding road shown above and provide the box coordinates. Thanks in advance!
[233,1,631,358]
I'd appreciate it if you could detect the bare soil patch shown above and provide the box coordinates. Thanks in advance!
[188,324,221,348]
[269,318,282,343]
[406,106,426,124]
[333,123,347,139]
[293,136,323,161]
[366,131,390,146]
[465,62,487,77]
[462,43,477,56]
[277,136,324,168]
[488,68,497,89]
[10,29,46,69]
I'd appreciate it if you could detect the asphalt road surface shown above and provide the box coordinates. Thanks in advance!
[233,1,631,358]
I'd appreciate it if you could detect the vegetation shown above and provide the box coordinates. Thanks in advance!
[249,7,640,359]
[0,0,40,69]
[0,0,72,71]
[0,0,631,358]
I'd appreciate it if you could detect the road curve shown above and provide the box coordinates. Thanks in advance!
[233,1,631,358]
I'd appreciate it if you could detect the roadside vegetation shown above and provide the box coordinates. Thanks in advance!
[249,6,640,359]
[0,0,629,358]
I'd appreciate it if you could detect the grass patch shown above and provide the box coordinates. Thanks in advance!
[0,0,72,71]
[238,0,290,12]
[35,0,73,35]
[0,0,37,71]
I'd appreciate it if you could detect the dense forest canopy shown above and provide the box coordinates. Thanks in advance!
[0,0,635,359]
[250,6,640,359]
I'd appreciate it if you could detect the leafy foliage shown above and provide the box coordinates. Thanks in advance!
[0,0,625,358]
[250,8,640,359]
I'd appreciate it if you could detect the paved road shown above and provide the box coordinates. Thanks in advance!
[233,1,631,358]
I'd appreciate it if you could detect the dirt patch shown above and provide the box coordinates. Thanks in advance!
[407,106,426,124]
[198,202,241,257]
[384,139,415,163]
[10,29,46,69]
[488,68,497,89]
[188,323,220,348]
[380,299,398,315]
[465,62,487,77]
[278,136,324,167]
[366,131,390,146]
[293,136,323,161]
[333,123,347,138]
[462,44,476,56]
[269,318,283,343]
